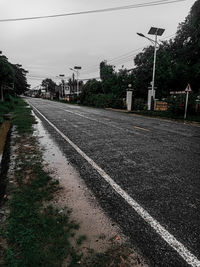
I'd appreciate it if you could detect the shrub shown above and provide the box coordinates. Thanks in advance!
[167,94,197,117]
[133,98,146,110]
[80,93,125,109]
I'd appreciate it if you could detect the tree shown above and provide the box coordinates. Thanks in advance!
[12,64,30,95]
[0,55,14,87]
[171,0,200,93]
[133,46,154,98]
[100,61,120,94]
[0,54,30,97]
[100,61,115,81]
[80,79,102,103]
[41,78,56,93]
[131,0,200,99]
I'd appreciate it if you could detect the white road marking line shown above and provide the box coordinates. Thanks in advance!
[133,126,150,132]
[30,103,200,267]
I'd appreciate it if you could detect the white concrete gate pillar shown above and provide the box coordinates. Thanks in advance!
[147,87,156,111]
[126,88,133,111]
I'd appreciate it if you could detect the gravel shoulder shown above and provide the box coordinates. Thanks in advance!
[34,111,148,266]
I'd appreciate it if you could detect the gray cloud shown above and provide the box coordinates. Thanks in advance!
[0,0,196,88]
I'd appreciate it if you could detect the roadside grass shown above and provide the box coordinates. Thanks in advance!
[0,95,17,124]
[81,244,143,267]
[131,110,200,123]
[0,97,83,266]
[0,96,147,267]
[12,98,36,134]
[48,97,200,123]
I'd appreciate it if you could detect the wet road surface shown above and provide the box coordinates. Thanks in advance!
[27,97,200,267]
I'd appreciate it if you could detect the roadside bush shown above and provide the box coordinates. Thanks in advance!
[0,95,16,124]
[133,98,146,111]
[80,93,125,109]
[167,94,197,117]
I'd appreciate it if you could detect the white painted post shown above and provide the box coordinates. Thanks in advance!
[147,87,156,110]
[126,89,133,111]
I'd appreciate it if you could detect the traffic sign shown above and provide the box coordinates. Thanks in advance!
[185,83,192,92]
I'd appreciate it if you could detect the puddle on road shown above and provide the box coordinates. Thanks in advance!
[33,112,127,254]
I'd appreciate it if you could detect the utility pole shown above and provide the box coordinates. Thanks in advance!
[58,74,65,99]
[76,70,79,96]
[74,66,81,96]
[72,73,75,95]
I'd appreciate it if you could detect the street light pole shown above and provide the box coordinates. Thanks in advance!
[69,68,76,96]
[70,66,82,96]
[137,27,165,110]
[59,74,65,99]
[76,70,79,96]
[152,32,158,99]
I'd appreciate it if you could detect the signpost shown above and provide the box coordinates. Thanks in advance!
[184,84,192,120]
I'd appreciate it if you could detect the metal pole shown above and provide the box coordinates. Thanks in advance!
[184,91,189,120]
[62,80,65,99]
[76,70,79,96]
[152,32,158,97]
[72,73,75,95]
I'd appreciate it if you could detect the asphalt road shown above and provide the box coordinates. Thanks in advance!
[27,97,200,267]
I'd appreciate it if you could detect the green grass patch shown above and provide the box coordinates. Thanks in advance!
[81,244,142,267]
[12,98,36,134]
[0,95,16,124]
[0,97,82,266]
[76,235,87,246]
[131,110,200,123]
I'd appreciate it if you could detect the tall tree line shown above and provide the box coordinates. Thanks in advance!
[82,0,200,102]
[0,52,29,96]
[133,0,200,99]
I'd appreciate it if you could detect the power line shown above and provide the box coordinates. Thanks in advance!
[108,47,143,63]
[81,32,176,75]
[0,0,186,22]
[81,48,145,75]
[27,31,177,80]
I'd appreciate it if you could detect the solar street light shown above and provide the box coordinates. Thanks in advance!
[137,27,165,110]
[69,66,82,96]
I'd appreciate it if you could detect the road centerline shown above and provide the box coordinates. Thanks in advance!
[133,125,150,132]
[29,102,200,267]
[62,107,143,135]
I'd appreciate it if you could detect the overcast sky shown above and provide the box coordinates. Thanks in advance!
[0,0,197,88]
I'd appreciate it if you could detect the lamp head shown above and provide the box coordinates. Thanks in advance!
[137,32,145,38]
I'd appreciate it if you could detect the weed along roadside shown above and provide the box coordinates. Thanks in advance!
[0,98,83,266]
[0,97,147,266]
[0,96,16,204]
[0,120,11,203]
